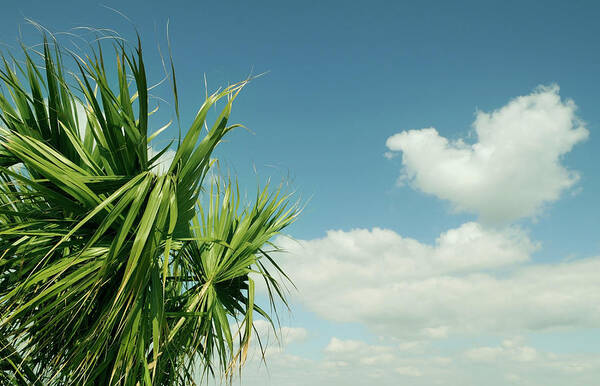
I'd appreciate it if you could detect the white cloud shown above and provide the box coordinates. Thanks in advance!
[280,326,309,344]
[325,337,392,356]
[251,319,308,347]
[321,337,428,380]
[465,337,538,363]
[462,337,600,381]
[395,366,423,377]
[273,225,600,338]
[385,85,588,223]
[423,325,449,339]
[232,333,600,386]
[233,320,309,367]
[147,146,176,175]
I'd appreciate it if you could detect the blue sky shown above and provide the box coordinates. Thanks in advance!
[2,1,600,384]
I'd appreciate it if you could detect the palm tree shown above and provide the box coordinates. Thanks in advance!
[0,30,298,385]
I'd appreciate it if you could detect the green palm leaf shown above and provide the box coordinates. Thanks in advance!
[0,30,299,385]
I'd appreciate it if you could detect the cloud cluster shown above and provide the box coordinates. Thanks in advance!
[239,85,598,386]
[234,334,600,386]
[465,337,538,363]
[385,85,588,222]
[251,319,308,347]
[274,224,600,337]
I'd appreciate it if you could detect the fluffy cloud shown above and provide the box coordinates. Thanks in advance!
[461,337,600,384]
[323,337,426,378]
[237,336,448,386]
[232,334,600,386]
[464,337,538,363]
[385,85,588,223]
[325,337,394,359]
[273,225,600,338]
[251,319,308,347]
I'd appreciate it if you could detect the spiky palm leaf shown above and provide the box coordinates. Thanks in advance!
[0,32,298,385]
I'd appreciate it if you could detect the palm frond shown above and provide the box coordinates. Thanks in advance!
[0,30,298,385]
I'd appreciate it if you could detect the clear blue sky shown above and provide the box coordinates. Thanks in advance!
[2,1,600,384]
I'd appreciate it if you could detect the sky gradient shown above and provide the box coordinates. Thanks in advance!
[1,1,600,385]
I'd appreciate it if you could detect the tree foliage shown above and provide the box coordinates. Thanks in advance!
[0,30,298,385]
